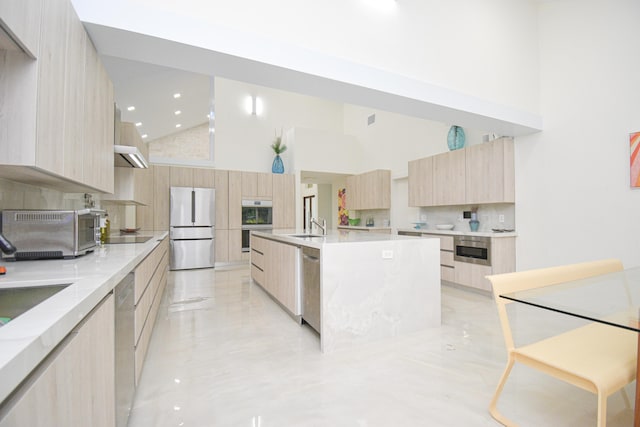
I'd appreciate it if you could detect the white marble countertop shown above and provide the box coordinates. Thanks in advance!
[0,231,168,404]
[252,228,415,249]
[396,227,517,238]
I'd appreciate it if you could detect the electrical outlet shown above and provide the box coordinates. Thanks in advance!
[458,215,463,222]
[382,250,393,259]
[420,214,427,221]
[499,214,505,223]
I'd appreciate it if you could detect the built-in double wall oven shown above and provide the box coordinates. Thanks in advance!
[453,235,491,266]
[241,200,273,252]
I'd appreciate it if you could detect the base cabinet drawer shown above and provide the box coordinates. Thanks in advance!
[251,264,264,285]
[454,261,493,291]
[440,250,454,267]
[441,265,455,282]
[133,237,169,385]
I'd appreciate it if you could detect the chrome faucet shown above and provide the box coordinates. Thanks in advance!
[310,218,327,235]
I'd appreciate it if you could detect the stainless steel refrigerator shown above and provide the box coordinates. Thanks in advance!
[169,186,215,270]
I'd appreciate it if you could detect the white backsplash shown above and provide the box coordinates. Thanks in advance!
[0,177,127,230]
[349,209,391,227]
[415,204,515,232]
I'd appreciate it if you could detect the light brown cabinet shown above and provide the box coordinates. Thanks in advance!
[228,171,242,230]
[144,166,294,264]
[0,0,114,193]
[272,173,295,229]
[422,234,455,282]
[0,294,115,427]
[133,237,169,384]
[250,235,300,316]
[193,168,216,188]
[153,166,171,230]
[215,229,229,263]
[214,170,229,229]
[433,149,466,205]
[454,236,515,292]
[408,138,514,207]
[345,169,391,210]
[240,172,273,199]
[82,36,114,193]
[0,0,42,56]
[257,173,273,199]
[465,137,514,204]
[408,156,434,207]
[169,166,193,188]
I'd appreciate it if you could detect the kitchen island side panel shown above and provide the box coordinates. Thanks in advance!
[320,237,440,353]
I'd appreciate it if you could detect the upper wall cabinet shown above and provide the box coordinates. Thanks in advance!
[272,173,295,229]
[0,0,42,56]
[432,149,466,205]
[241,172,273,199]
[408,156,433,207]
[0,0,115,193]
[465,137,514,204]
[345,169,391,210]
[408,137,514,207]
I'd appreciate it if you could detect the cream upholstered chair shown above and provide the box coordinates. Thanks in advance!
[487,259,637,427]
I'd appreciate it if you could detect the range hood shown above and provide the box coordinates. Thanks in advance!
[114,145,149,168]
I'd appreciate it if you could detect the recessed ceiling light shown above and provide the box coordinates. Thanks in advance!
[141,134,148,139]
[174,110,181,115]
[135,122,142,127]
[127,106,135,111]
[173,93,181,99]
[175,124,182,128]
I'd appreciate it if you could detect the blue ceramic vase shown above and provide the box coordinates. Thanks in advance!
[447,125,466,151]
[272,154,284,174]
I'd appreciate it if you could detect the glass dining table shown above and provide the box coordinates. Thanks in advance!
[500,266,640,426]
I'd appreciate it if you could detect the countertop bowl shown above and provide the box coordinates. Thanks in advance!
[436,224,455,230]
[348,218,361,226]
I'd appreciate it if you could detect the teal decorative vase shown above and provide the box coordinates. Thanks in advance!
[272,154,284,174]
[469,212,479,231]
[447,125,466,151]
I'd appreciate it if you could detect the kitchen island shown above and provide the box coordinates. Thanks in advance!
[250,229,441,353]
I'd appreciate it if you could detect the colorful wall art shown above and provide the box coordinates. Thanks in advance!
[631,132,640,188]
[338,188,349,225]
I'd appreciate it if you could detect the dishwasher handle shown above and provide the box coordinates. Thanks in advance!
[303,253,320,262]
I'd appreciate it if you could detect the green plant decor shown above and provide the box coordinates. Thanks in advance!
[271,132,287,173]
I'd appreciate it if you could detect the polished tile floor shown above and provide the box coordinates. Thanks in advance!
[128,265,635,426]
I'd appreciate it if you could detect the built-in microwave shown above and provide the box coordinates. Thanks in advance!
[453,235,491,266]
[1,209,100,260]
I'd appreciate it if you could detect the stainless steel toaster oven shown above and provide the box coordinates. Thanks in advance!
[1,209,100,260]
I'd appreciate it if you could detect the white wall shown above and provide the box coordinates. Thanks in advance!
[214,78,345,172]
[80,0,539,115]
[515,0,640,270]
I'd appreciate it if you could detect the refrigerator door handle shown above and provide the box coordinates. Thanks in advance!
[191,190,196,224]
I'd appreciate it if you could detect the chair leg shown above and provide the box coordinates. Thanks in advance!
[621,387,631,409]
[597,392,607,427]
[489,356,517,426]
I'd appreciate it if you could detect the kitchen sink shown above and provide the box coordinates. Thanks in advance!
[288,234,326,239]
[0,284,70,325]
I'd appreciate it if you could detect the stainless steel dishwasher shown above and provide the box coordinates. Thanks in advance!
[301,247,321,334]
[114,272,135,427]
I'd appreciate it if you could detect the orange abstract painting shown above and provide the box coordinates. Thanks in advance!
[631,132,640,188]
